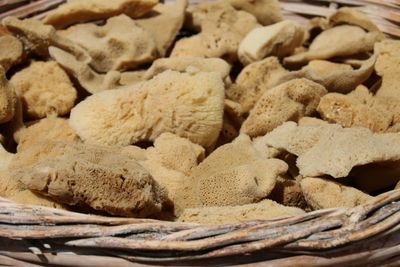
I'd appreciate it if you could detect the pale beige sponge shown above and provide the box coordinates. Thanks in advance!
[317,85,400,133]
[241,78,327,137]
[238,20,306,65]
[43,0,158,29]
[60,15,157,72]
[178,199,305,225]
[0,35,24,71]
[171,1,259,62]
[262,122,400,178]
[0,66,16,124]
[328,7,382,34]
[10,141,167,217]
[227,0,283,26]
[300,177,373,209]
[226,57,289,113]
[69,70,225,148]
[137,0,187,56]
[10,61,77,119]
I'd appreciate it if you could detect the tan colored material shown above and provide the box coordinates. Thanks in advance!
[137,0,187,56]
[43,0,158,29]
[11,61,77,119]
[17,116,81,152]
[2,16,89,61]
[11,141,167,217]
[0,66,16,124]
[263,122,400,178]
[395,181,400,190]
[0,170,23,198]
[10,190,66,209]
[284,25,382,65]
[238,20,306,65]
[178,199,305,225]
[268,176,308,210]
[119,70,146,86]
[317,85,400,133]
[241,78,327,137]
[0,35,24,71]
[298,117,328,126]
[60,15,157,72]
[300,177,373,209]
[227,57,289,113]
[328,7,381,33]
[69,71,224,148]
[171,1,259,62]
[227,0,283,26]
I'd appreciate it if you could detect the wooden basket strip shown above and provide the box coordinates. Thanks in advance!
[0,0,63,20]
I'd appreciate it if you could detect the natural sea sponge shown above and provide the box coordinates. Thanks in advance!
[283,55,376,93]
[227,0,283,26]
[137,0,187,56]
[284,25,382,65]
[10,141,167,217]
[227,57,289,113]
[9,190,66,209]
[120,70,146,86]
[0,66,16,124]
[17,116,81,152]
[328,7,382,33]
[60,15,157,73]
[178,199,305,225]
[263,122,400,178]
[396,181,400,190]
[317,85,400,133]
[171,1,259,62]
[300,177,373,209]
[268,175,308,210]
[43,0,158,29]
[0,35,24,71]
[238,20,306,65]
[69,70,225,148]
[2,17,89,62]
[10,61,77,119]
[241,78,327,137]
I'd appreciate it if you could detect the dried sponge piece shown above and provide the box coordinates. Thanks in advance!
[171,1,259,62]
[263,122,400,178]
[178,199,305,225]
[227,57,289,113]
[241,78,327,137]
[61,15,157,72]
[396,181,400,190]
[9,190,66,209]
[11,141,167,217]
[2,16,89,61]
[144,56,231,82]
[227,0,283,26]
[374,40,400,100]
[137,0,187,56]
[0,170,22,198]
[43,0,158,29]
[284,55,376,93]
[268,176,308,210]
[284,25,382,65]
[69,70,224,148]
[10,61,77,119]
[238,20,306,65]
[300,177,373,209]
[17,116,81,152]
[317,85,400,133]
[328,7,381,33]
[0,35,23,71]
[0,66,16,124]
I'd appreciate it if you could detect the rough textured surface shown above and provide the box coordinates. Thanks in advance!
[2,16,89,61]
[268,175,308,210]
[69,70,225,148]
[227,0,283,26]
[10,61,77,119]
[374,40,400,100]
[144,56,231,82]
[43,0,158,29]
[17,116,81,152]
[263,122,400,178]
[178,199,305,225]
[61,15,157,72]
[284,25,382,65]
[172,1,259,62]
[227,57,289,113]
[0,66,16,124]
[300,177,373,209]
[120,70,146,86]
[10,141,167,217]
[328,7,382,33]
[0,35,24,71]
[238,20,306,65]
[241,78,327,137]
[10,190,66,209]
[283,55,376,93]
[317,85,400,133]
[137,0,187,56]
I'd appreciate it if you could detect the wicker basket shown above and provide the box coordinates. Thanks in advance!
[0,1,399,266]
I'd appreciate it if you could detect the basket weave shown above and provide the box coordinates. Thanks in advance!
[0,1,399,266]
